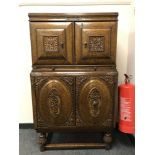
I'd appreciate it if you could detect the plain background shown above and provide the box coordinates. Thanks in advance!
[0,0,155,155]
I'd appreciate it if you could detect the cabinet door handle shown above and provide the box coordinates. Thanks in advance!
[60,42,64,48]
[84,42,88,48]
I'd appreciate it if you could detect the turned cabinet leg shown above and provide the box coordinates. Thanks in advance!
[38,133,47,152]
[103,132,112,150]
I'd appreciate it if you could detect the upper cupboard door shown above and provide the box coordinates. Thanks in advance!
[30,22,73,65]
[75,22,117,65]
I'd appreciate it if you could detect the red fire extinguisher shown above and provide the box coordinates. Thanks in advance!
[118,74,135,134]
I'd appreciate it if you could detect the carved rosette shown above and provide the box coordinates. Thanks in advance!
[47,89,61,118]
[88,88,101,117]
[89,36,104,52]
[43,36,59,52]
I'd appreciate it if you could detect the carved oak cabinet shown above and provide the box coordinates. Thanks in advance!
[29,13,118,151]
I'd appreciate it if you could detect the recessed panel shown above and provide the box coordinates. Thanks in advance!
[77,78,112,126]
[43,36,59,52]
[36,29,66,59]
[39,79,72,126]
[30,22,73,65]
[89,36,104,52]
[82,28,111,59]
[75,22,117,65]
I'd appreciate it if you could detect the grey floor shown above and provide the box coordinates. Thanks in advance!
[19,129,135,155]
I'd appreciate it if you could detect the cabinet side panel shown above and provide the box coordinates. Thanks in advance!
[30,74,37,129]
[113,72,118,128]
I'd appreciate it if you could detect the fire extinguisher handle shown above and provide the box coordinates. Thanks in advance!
[124,74,132,84]
[124,74,129,79]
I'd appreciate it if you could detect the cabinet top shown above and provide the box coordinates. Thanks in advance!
[28,13,118,22]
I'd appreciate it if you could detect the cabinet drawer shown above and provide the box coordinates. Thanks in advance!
[30,22,73,65]
[75,71,118,129]
[75,22,117,65]
[30,72,75,129]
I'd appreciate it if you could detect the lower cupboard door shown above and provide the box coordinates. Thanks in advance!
[32,76,75,129]
[76,76,114,128]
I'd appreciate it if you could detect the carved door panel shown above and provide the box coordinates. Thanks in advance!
[31,74,75,129]
[75,22,117,65]
[76,74,117,128]
[30,22,73,65]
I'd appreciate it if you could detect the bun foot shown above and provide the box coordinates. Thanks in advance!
[40,145,45,152]
[105,143,111,150]
[103,133,112,150]
[38,133,47,152]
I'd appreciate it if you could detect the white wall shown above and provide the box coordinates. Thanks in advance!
[127,6,135,83]
[18,3,134,123]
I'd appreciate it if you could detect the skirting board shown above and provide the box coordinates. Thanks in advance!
[19,123,34,129]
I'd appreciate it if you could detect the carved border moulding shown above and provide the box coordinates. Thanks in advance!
[89,36,104,52]
[88,88,101,117]
[60,76,74,86]
[48,89,61,118]
[76,76,88,86]
[37,113,47,128]
[60,76,75,104]
[31,76,75,89]
[75,76,89,126]
[76,109,84,126]
[99,75,116,85]
[102,113,113,127]
[103,119,113,128]
[31,76,49,88]
[43,36,59,52]
[57,76,75,126]
[65,112,75,126]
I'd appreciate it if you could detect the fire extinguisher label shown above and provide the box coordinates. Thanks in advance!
[120,97,132,121]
